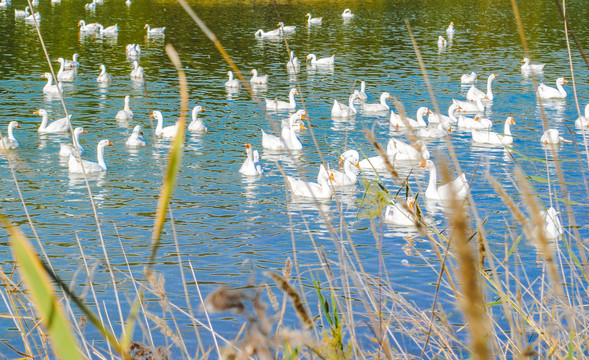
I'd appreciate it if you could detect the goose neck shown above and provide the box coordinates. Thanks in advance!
[97,143,107,169]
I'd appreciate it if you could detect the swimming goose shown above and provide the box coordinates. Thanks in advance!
[126,44,141,58]
[286,173,335,199]
[521,57,545,73]
[574,104,589,128]
[255,28,281,38]
[35,109,70,133]
[457,115,493,130]
[0,121,21,150]
[188,106,207,132]
[64,53,79,69]
[390,107,429,129]
[421,159,469,201]
[342,8,354,18]
[115,95,133,121]
[453,97,486,113]
[0,0,10,7]
[384,197,417,226]
[25,11,40,21]
[388,138,430,162]
[472,117,515,145]
[266,88,297,111]
[428,103,460,127]
[130,61,145,80]
[78,20,100,32]
[152,111,180,138]
[306,13,322,25]
[261,122,305,150]
[56,58,76,81]
[15,6,30,18]
[466,74,497,101]
[417,123,451,138]
[98,23,118,35]
[460,72,477,84]
[239,144,264,176]
[59,127,86,157]
[250,69,268,85]
[96,64,112,83]
[306,53,335,66]
[541,129,570,144]
[41,72,63,94]
[84,0,96,10]
[537,77,567,99]
[287,51,300,73]
[437,36,447,48]
[126,125,146,146]
[225,70,240,88]
[446,21,455,35]
[542,207,563,240]
[353,81,368,102]
[331,94,358,118]
[145,24,165,35]
[68,139,112,173]
[362,92,392,113]
[318,150,361,187]
[277,22,296,33]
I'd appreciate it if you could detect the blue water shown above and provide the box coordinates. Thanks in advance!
[1,0,588,356]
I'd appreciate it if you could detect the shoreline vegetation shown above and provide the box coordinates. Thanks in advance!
[2,0,589,359]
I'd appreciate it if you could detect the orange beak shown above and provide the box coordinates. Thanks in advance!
[201,108,205,112]
[510,117,515,125]
[338,156,344,165]
[474,116,479,121]
[521,58,525,63]
[17,124,22,128]
[420,159,427,168]
[301,115,307,121]
[299,123,307,130]
[409,200,415,211]
[34,109,40,115]
[108,141,113,146]
[329,173,336,182]
[83,129,87,133]
[245,144,251,149]
[427,109,432,114]
[355,162,360,169]
[563,78,568,83]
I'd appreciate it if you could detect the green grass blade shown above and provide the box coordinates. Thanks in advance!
[1,215,82,360]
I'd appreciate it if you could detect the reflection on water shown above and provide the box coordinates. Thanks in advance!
[1,0,589,354]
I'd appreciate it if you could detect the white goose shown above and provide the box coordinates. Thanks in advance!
[145,24,165,35]
[537,77,567,99]
[457,115,493,130]
[78,20,100,32]
[277,22,296,33]
[306,53,335,66]
[255,28,281,38]
[225,70,240,88]
[56,58,76,82]
[98,23,118,35]
[363,92,392,113]
[287,51,300,73]
[453,97,486,113]
[64,53,80,69]
[115,95,134,121]
[239,144,264,176]
[0,121,21,150]
[317,150,361,187]
[35,109,70,133]
[521,57,545,73]
[286,174,335,199]
[68,139,112,173]
[460,72,477,84]
[59,127,86,157]
[188,106,207,132]
[152,111,179,138]
[446,22,455,35]
[428,103,460,127]
[574,104,589,128]
[130,61,145,80]
[353,81,368,102]
[437,36,447,48]
[126,44,141,58]
[14,6,30,18]
[472,117,515,145]
[542,207,563,240]
[331,94,358,118]
[388,138,430,161]
[384,197,417,226]
[41,72,62,94]
[125,125,146,146]
[390,107,429,129]
[306,13,322,25]
[467,74,498,101]
[417,123,451,138]
[24,11,40,21]
[421,159,469,201]
[250,69,268,85]
[342,8,354,18]
[96,64,112,83]
[261,122,305,150]
[541,129,569,145]
[266,88,297,111]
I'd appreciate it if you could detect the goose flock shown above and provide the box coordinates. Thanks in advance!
[1,1,585,235]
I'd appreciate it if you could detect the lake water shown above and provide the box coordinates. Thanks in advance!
[1,0,588,356]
